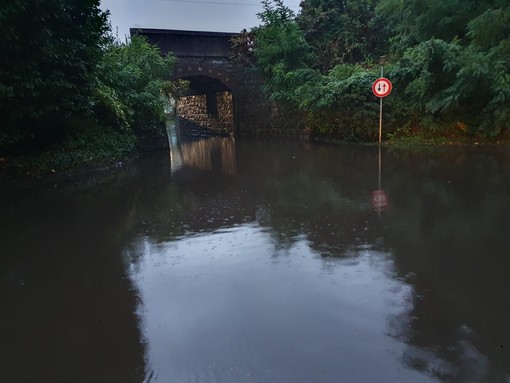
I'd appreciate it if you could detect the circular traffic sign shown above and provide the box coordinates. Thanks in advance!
[372,77,392,98]
[371,189,388,211]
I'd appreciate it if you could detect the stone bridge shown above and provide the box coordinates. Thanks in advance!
[130,28,304,138]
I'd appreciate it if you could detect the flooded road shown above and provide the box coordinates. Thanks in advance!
[1,134,510,382]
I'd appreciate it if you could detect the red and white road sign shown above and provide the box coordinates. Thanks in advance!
[372,78,392,98]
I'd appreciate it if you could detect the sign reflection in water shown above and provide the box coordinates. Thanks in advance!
[372,146,389,213]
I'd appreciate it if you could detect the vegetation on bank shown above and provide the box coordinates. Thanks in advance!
[233,0,510,142]
[0,0,175,176]
[1,0,509,177]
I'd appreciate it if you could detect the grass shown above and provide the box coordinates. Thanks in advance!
[0,127,137,179]
[385,128,510,148]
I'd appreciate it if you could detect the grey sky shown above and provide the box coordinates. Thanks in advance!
[99,0,302,40]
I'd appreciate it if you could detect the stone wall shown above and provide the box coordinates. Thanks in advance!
[217,92,234,131]
[177,91,233,136]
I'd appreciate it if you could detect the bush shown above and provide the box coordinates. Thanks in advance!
[93,35,176,143]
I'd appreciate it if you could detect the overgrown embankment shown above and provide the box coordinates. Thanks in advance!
[240,0,510,142]
[0,1,175,177]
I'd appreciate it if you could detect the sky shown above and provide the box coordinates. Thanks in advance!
[99,0,302,40]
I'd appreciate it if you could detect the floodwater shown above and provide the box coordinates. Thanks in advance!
[1,131,510,383]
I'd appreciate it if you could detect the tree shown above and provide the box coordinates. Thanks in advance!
[297,0,387,72]
[253,0,380,140]
[378,0,510,135]
[230,29,257,67]
[0,0,108,150]
[254,0,314,101]
[93,35,176,141]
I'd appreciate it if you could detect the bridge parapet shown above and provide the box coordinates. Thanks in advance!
[130,28,235,58]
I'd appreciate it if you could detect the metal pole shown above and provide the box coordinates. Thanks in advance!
[378,66,384,146]
[379,97,383,146]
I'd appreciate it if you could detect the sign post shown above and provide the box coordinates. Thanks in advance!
[372,68,392,145]
[379,90,383,145]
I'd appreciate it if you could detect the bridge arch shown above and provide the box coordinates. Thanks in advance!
[132,28,303,139]
[172,62,239,92]
[171,60,238,136]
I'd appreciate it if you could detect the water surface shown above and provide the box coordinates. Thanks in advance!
[1,136,509,382]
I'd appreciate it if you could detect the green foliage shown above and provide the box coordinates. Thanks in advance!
[380,0,510,135]
[0,0,108,149]
[254,2,382,140]
[258,0,295,24]
[252,0,510,140]
[300,65,381,140]
[297,0,387,72]
[0,2,176,173]
[254,0,313,99]
[377,0,475,52]
[93,35,176,141]
[2,126,136,175]
[42,127,136,172]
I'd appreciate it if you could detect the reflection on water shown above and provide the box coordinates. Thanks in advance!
[168,121,183,172]
[372,147,389,213]
[1,139,510,382]
[168,122,237,175]
[125,226,431,383]
[128,140,510,382]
